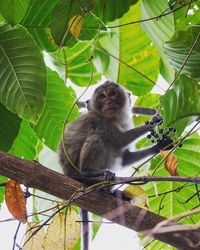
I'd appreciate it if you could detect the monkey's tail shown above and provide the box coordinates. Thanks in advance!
[79,208,91,250]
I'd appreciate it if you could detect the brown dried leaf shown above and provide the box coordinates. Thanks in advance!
[43,210,80,250]
[68,15,83,38]
[23,222,45,250]
[123,185,148,209]
[5,180,27,223]
[161,151,179,176]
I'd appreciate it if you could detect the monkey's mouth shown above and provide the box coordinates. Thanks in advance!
[104,107,117,112]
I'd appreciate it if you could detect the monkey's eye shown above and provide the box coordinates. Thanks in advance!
[98,93,106,100]
[109,91,116,97]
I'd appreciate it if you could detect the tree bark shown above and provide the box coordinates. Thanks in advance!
[0,151,199,249]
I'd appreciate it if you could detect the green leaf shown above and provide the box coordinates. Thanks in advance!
[26,27,58,52]
[174,2,200,31]
[117,2,159,95]
[175,134,200,177]
[51,0,103,47]
[161,75,200,136]
[34,68,79,151]
[94,31,119,82]
[148,135,200,215]
[0,23,47,124]
[9,120,38,160]
[164,27,200,80]
[95,2,159,95]
[0,176,7,204]
[21,0,58,26]
[93,0,138,23]
[133,93,160,126]
[21,0,60,52]
[0,104,21,152]
[50,42,101,86]
[0,0,29,25]
[141,0,175,82]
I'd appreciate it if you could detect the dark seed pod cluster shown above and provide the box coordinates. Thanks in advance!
[145,114,180,149]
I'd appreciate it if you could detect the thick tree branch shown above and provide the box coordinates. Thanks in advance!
[0,151,199,249]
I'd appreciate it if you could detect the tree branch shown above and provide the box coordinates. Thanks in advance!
[0,151,199,249]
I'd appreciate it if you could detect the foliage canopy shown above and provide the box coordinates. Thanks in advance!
[0,0,200,249]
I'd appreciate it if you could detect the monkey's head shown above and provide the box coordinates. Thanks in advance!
[90,81,129,118]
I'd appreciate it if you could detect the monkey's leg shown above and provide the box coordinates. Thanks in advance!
[78,135,115,250]
[79,135,114,179]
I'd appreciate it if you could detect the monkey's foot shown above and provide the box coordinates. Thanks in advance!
[80,170,115,181]
[102,170,115,181]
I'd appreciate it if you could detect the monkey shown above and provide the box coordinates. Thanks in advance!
[58,81,173,250]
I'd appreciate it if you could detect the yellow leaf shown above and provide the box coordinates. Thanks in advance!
[5,180,27,223]
[23,222,45,250]
[123,185,148,209]
[161,151,179,176]
[43,210,80,250]
[68,15,83,38]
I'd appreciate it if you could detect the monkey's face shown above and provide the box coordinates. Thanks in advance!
[91,82,127,118]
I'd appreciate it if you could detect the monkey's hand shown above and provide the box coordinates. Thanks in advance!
[154,136,174,152]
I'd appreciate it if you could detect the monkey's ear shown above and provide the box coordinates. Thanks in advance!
[86,99,91,110]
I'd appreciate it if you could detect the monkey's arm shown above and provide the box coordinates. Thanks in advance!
[119,114,162,148]
[122,146,157,165]
[122,138,173,166]
[119,124,152,147]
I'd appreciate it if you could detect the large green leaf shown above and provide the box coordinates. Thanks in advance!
[50,42,101,86]
[95,2,160,95]
[0,0,29,25]
[51,0,103,47]
[161,75,200,136]
[34,68,79,151]
[21,0,58,26]
[117,2,159,95]
[164,27,200,80]
[26,27,58,53]
[9,120,38,160]
[93,0,138,23]
[0,104,21,152]
[94,30,120,82]
[133,93,161,126]
[20,0,59,52]
[146,134,200,249]
[141,0,175,82]
[0,23,47,124]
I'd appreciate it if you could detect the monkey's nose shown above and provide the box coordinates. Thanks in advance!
[105,99,112,105]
